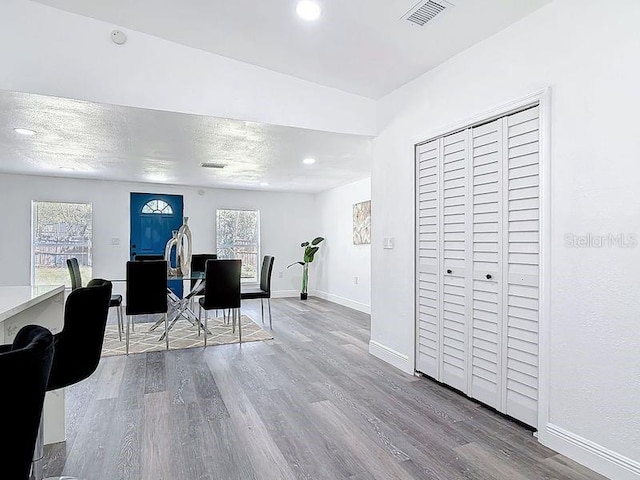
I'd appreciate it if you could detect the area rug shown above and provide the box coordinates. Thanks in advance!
[101,314,273,357]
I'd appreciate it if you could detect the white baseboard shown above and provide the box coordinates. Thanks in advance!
[368,340,413,374]
[312,290,371,314]
[271,290,300,299]
[540,423,640,480]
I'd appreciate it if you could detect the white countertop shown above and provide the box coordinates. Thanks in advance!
[0,285,65,323]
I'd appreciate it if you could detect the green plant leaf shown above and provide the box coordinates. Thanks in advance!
[301,242,309,247]
[304,246,319,263]
[287,261,305,268]
[311,236,325,245]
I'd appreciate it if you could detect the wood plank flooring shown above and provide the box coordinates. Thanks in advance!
[43,298,606,479]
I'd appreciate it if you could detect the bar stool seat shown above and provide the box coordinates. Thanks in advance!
[0,325,54,480]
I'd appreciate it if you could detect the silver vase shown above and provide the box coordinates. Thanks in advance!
[164,230,180,276]
[177,216,192,275]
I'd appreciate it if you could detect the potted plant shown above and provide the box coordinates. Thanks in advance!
[287,237,324,300]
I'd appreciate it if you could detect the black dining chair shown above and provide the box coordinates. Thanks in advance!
[133,254,165,261]
[189,254,217,311]
[126,260,168,354]
[241,255,275,329]
[190,253,218,291]
[199,259,242,345]
[0,325,54,480]
[66,257,124,341]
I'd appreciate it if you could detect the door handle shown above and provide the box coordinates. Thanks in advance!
[486,274,492,280]
[446,269,452,274]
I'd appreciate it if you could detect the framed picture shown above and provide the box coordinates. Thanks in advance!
[353,200,371,245]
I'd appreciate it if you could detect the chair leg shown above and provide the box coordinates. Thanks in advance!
[126,315,131,355]
[238,308,242,344]
[204,310,208,347]
[261,298,264,325]
[117,305,123,341]
[268,298,272,329]
[232,310,235,333]
[131,314,135,332]
[198,304,202,336]
[165,313,169,350]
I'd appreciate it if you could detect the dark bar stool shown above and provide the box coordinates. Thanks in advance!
[241,255,275,328]
[0,325,54,480]
[126,260,169,354]
[32,279,112,480]
[199,259,242,345]
[66,258,124,340]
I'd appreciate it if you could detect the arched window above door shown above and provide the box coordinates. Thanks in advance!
[141,199,173,214]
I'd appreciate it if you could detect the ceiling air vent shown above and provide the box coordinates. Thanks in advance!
[402,0,451,27]
[201,162,226,169]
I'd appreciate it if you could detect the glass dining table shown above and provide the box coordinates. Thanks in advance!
[110,271,208,341]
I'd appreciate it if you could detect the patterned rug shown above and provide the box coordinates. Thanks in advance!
[101,314,273,357]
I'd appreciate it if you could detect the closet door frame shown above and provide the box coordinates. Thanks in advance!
[413,87,551,431]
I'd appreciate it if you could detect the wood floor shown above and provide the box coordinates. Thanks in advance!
[43,298,606,480]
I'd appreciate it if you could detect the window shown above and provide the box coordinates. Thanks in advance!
[32,201,93,287]
[141,199,173,214]
[216,209,260,282]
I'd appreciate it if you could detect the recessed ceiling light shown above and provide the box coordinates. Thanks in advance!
[260,182,269,187]
[59,167,75,172]
[14,128,36,136]
[303,157,316,165]
[296,0,321,21]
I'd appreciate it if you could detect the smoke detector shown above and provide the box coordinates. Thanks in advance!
[401,0,452,27]
[111,30,127,45]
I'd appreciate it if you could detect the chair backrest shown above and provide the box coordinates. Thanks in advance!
[0,325,54,480]
[126,260,168,316]
[133,254,165,261]
[259,255,275,294]
[66,257,82,290]
[47,279,112,391]
[190,253,218,289]
[203,259,241,310]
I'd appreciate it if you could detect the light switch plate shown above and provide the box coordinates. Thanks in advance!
[111,237,121,246]
[383,237,395,249]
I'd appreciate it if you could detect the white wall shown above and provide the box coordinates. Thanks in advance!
[0,173,316,297]
[314,178,371,313]
[0,0,376,136]
[371,1,640,478]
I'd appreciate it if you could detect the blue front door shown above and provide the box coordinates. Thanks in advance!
[130,192,184,297]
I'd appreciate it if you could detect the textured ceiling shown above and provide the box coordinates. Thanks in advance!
[32,0,551,99]
[0,90,372,193]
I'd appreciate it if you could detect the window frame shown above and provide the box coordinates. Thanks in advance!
[31,200,94,288]
[215,208,261,284]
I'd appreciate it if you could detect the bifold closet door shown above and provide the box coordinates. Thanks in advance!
[416,139,440,379]
[415,105,539,428]
[416,130,470,391]
[469,106,540,425]
[440,130,469,392]
[504,106,540,427]
[469,118,503,410]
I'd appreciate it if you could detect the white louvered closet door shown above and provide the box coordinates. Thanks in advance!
[504,106,540,427]
[416,139,441,379]
[415,104,540,428]
[440,130,469,393]
[469,118,504,410]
